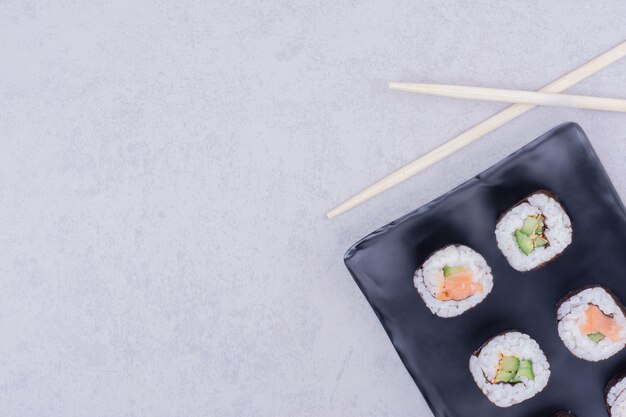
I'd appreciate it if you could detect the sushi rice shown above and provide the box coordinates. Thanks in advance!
[413,245,493,318]
[557,286,626,362]
[469,331,550,407]
[495,191,572,271]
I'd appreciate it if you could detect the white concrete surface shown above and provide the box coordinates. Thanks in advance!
[1,1,626,416]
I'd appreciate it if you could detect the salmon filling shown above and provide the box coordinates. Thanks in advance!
[437,268,483,301]
[579,304,622,343]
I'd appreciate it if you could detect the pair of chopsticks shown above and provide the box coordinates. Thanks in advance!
[327,41,626,219]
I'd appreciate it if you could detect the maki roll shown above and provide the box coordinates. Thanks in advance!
[552,413,576,417]
[413,245,493,318]
[557,286,626,361]
[606,371,626,416]
[469,331,550,407]
[495,191,572,271]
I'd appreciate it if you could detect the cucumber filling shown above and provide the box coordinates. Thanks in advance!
[442,265,465,277]
[493,355,534,384]
[515,215,548,255]
[587,332,605,344]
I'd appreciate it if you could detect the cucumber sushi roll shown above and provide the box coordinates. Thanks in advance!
[469,331,550,407]
[557,286,626,361]
[413,245,493,318]
[495,191,572,271]
[606,371,626,416]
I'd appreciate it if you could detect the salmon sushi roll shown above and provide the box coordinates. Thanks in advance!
[606,371,626,416]
[557,286,626,361]
[413,245,493,318]
[469,331,550,407]
[495,191,572,271]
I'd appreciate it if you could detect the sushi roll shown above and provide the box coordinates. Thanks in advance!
[469,331,550,407]
[552,412,576,417]
[413,245,493,318]
[495,191,572,271]
[557,286,626,361]
[606,371,626,416]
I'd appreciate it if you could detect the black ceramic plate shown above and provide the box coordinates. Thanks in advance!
[344,123,626,417]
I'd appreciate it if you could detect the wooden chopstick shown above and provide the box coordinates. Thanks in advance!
[326,41,626,219]
[389,83,626,113]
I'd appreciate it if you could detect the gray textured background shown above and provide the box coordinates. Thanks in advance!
[1,1,626,416]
